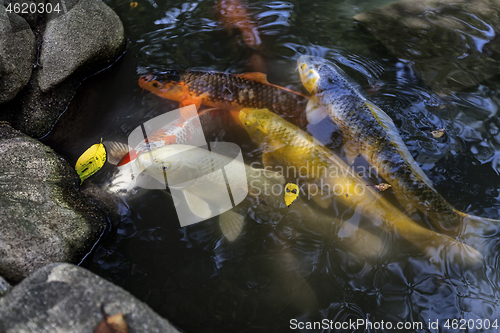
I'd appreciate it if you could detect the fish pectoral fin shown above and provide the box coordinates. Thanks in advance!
[261,151,276,169]
[307,183,332,209]
[237,72,269,84]
[180,97,202,110]
[183,190,212,219]
[219,209,245,242]
[305,97,329,124]
[103,141,133,165]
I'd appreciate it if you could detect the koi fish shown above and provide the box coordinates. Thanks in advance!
[238,107,483,264]
[297,55,499,235]
[138,70,308,120]
[134,142,400,312]
[135,143,386,257]
[216,0,261,50]
[102,108,226,196]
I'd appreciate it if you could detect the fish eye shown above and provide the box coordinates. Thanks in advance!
[161,162,171,171]
[152,81,160,88]
[300,64,307,71]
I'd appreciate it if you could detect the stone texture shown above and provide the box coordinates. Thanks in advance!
[0,122,107,282]
[0,275,11,297]
[1,0,47,28]
[0,263,181,333]
[354,0,500,93]
[0,4,36,103]
[2,0,125,138]
[38,0,125,91]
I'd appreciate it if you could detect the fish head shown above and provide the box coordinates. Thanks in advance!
[138,71,188,102]
[238,108,274,136]
[135,144,200,186]
[297,55,323,94]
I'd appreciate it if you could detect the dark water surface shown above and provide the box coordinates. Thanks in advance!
[43,0,500,331]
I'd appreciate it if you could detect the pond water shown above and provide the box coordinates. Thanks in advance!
[42,0,500,331]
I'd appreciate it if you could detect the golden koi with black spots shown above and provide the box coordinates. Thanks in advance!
[298,55,500,236]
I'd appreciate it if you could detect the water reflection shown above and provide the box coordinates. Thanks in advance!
[60,0,500,331]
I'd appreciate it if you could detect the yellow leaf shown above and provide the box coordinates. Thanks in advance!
[75,139,107,184]
[130,2,138,8]
[431,128,446,138]
[284,183,299,207]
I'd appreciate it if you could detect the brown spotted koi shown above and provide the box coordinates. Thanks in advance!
[138,70,308,120]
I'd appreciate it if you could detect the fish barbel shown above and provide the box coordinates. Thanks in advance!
[138,70,308,118]
[297,55,498,235]
[238,107,483,264]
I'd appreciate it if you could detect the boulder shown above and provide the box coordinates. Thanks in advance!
[5,0,125,138]
[1,0,47,28]
[0,122,107,282]
[0,4,36,103]
[354,0,500,93]
[0,263,181,333]
[39,0,125,92]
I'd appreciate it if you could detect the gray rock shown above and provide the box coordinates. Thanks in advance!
[0,263,181,333]
[0,5,36,103]
[0,275,11,297]
[1,0,47,28]
[354,0,500,93]
[0,122,107,282]
[4,0,125,138]
[39,0,125,92]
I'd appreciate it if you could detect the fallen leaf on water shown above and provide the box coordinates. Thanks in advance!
[371,183,391,191]
[94,304,129,333]
[284,183,299,207]
[130,2,138,8]
[75,139,106,184]
[431,128,446,138]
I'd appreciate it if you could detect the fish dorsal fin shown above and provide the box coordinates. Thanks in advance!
[237,72,269,84]
[363,100,435,189]
[183,190,212,219]
[219,209,245,242]
[306,97,329,125]
[103,141,132,165]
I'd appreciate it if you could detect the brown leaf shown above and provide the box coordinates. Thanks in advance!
[94,304,129,333]
[373,183,391,191]
[431,128,446,138]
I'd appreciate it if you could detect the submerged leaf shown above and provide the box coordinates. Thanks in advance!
[431,128,446,138]
[94,304,129,333]
[130,2,138,8]
[284,183,299,207]
[372,183,391,191]
[75,140,107,184]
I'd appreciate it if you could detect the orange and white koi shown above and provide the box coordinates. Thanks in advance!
[103,108,227,196]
